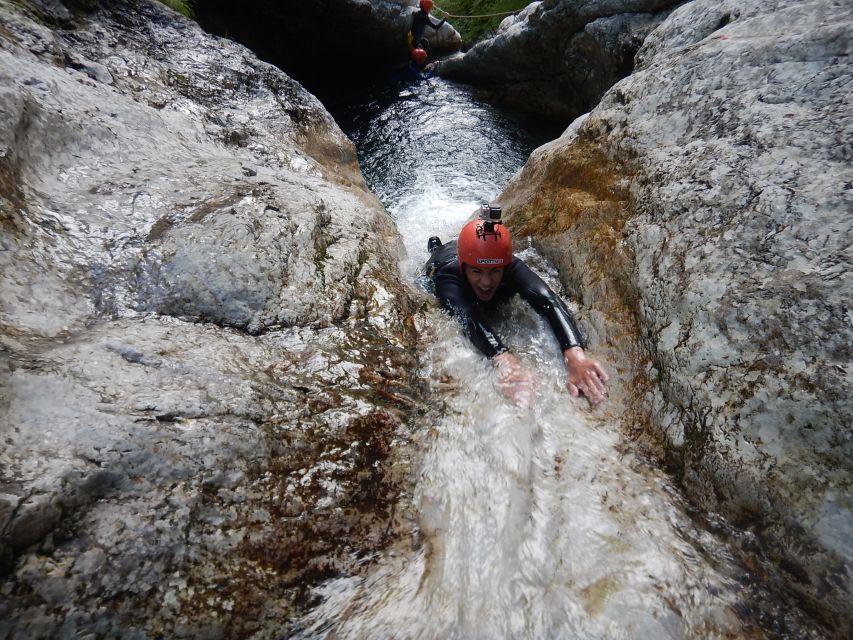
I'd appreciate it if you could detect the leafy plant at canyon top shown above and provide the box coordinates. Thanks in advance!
[159,0,194,18]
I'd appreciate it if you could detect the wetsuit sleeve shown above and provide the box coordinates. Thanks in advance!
[510,260,585,351]
[433,268,508,358]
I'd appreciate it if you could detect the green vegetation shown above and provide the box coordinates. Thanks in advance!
[159,0,195,18]
[433,0,531,46]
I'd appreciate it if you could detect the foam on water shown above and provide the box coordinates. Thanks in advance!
[296,309,744,638]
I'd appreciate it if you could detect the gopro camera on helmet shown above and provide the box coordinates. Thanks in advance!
[480,203,503,232]
[480,203,502,221]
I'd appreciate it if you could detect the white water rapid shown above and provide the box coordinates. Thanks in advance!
[294,77,777,640]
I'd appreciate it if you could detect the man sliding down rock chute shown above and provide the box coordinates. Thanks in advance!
[425,206,609,406]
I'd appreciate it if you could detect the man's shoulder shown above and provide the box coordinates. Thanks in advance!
[426,241,458,273]
[434,258,461,280]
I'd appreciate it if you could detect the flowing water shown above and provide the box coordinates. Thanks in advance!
[325,76,557,264]
[293,76,813,639]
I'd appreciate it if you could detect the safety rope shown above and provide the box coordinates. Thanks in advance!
[432,4,520,19]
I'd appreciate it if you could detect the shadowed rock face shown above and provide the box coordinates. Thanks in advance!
[500,0,852,632]
[436,0,682,123]
[0,0,424,636]
[193,0,461,99]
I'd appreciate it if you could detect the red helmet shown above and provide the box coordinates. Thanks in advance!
[457,219,512,269]
[419,0,433,12]
[411,48,428,65]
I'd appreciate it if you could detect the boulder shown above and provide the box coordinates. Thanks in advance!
[0,0,421,636]
[437,0,682,123]
[499,0,852,631]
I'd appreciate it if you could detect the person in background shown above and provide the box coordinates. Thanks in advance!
[404,47,437,80]
[424,206,609,406]
[408,0,446,52]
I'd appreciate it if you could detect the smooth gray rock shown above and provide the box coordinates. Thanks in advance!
[501,0,852,630]
[0,0,421,636]
[437,0,681,122]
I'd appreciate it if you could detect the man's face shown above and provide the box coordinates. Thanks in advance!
[464,264,505,301]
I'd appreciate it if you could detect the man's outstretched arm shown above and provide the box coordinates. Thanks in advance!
[512,260,609,404]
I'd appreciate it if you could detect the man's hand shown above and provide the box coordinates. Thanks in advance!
[494,352,536,407]
[564,347,609,405]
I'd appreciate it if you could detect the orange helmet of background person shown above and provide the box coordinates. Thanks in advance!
[457,219,513,269]
[411,48,428,65]
[419,0,433,12]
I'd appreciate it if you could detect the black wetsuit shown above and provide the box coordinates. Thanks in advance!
[410,9,446,49]
[425,242,585,358]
